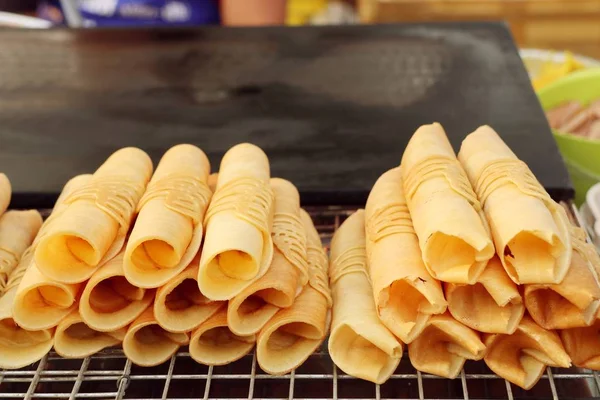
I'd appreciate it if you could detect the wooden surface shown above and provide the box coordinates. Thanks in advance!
[359,0,600,59]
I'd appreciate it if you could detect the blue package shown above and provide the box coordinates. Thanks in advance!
[76,0,220,27]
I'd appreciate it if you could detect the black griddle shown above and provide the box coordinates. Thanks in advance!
[0,22,572,208]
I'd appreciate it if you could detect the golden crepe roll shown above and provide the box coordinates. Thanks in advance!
[446,256,524,334]
[124,144,212,288]
[459,126,571,284]
[35,148,153,284]
[198,143,274,300]
[328,210,402,384]
[365,167,447,343]
[256,209,332,375]
[154,259,223,333]
[12,175,93,331]
[484,315,571,390]
[0,173,10,217]
[401,123,494,284]
[54,310,126,358]
[123,306,189,367]
[228,178,306,336]
[189,305,256,366]
[79,250,154,332]
[408,313,486,379]
[561,321,600,370]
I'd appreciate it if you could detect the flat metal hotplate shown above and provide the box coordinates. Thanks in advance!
[0,22,572,208]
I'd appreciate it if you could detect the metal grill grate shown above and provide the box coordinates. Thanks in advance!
[1,205,599,400]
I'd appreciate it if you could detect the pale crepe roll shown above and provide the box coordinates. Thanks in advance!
[189,305,256,366]
[458,126,571,284]
[0,173,10,217]
[525,226,600,329]
[35,148,153,284]
[484,315,571,390]
[401,123,494,284]
[561,321,600,370]
[54,310,126,358]
[446,256,524,334]
[125,144,212,288]
[79,250,154,332]
[227,178,306,336]
[12,175,92,331]
[0,211,43,293]
[154,260,223,333]
[256,209,332,375]
[365,167,447,343]
[199,143,274,300]
[408,313,485,379]
[328,210,402,384]
[123,306,189,367]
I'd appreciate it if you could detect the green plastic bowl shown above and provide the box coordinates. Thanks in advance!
[537,68,600,205]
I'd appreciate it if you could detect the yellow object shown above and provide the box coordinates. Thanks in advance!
[533,52,585,91]
[287,0,328,25]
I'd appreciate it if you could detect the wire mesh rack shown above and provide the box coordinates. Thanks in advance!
[1,205,600,400]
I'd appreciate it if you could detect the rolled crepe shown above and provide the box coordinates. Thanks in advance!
[446,256,524,334]
[561,321,600,370]
[54,310,126,358]
[401,123,494,284]
[124,144,212,288]
[227,178,305,336]
[256,209,332,375]
[0,173,10,217]
[484,315,571,390]
[328,210,402,384]
[189,305,256,366]
[408,313,486,379]
[154,260,223,333]
[79,250,154,332]
[123,306,189,367]
[198,143,274,300]
[525,225,600,329]
[0,211,43,294]
[365,167,447,343]
[12,176,93,331]
[35,148,153,284]
[458,126,571,284]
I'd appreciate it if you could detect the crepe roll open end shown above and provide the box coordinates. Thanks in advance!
[328,211,402,384]
[408,313,486,379]
[190,307,256,366]
[459,126,571,284]
[123,307,189,367]
[0,317,53,370]
[199,144,274,300]
[401,123,494,284]
[484,315,571,390]
[447,256,524,334]
[561,321,600,370]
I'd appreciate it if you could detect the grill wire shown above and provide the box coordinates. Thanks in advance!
[1,204,599,400]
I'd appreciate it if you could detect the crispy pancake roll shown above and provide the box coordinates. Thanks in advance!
[35,148,153,284]
[328,210,402,384]
[227,178,307,336]
[365,167,447,343]
[125,144,212,288]
[0,173,10,217]
[401,123,494,284]
[79,250,154,332]
[459,126,571,284]
[13,176,92,331]
[256,209,332,375]
[123,306,189,367]
[446,256,524,334]
[198,143,274,300]
[408,313,486,379]
[189,305,256,366]
[154,259,223,333]
[525,226,600,329]
[561,321,600,370]
[484,315,571,390]
[54,310,126,358]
